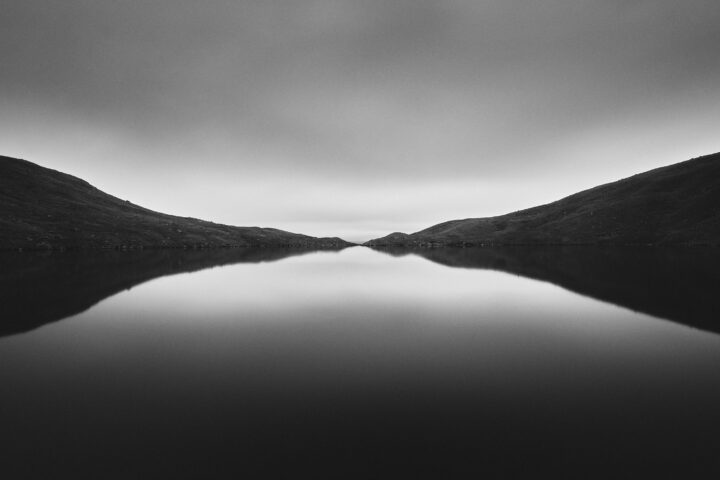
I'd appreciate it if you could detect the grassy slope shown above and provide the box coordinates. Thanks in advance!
[367,152,720,246]
[0,156,351,250]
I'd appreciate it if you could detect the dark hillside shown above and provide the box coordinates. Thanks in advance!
[0,156,351,250]
[367,152,720,246]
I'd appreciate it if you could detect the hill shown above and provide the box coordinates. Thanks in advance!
[366,152,720,246]
[0,155,352,250]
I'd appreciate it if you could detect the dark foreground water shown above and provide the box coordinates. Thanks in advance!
[1,246,719,478]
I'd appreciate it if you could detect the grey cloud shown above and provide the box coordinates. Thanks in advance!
[3,2,718,143]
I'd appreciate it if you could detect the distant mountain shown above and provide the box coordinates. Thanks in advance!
[0,156,352,250]
[367,152,720,246]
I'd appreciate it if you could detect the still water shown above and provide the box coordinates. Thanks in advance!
[1,246,719,478]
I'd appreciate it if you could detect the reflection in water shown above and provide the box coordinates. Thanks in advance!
[1,247,720,477]
[0,247,347,337]
[373,246,720,335]
[2,246,718,337]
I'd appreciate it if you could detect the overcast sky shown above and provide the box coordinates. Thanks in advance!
[2,1,719,242]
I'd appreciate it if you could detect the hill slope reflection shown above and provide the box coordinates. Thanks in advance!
[0,247,347,337]
[372,246,720,335]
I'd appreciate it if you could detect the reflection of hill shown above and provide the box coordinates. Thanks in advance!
[0,247,347,337]
[372,246,720,335]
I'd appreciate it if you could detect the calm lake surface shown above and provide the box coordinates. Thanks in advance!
[1,246,719,478]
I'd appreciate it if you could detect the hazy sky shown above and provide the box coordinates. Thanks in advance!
[2,1,719,242]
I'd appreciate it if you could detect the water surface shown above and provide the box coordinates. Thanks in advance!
[1,247,719,478]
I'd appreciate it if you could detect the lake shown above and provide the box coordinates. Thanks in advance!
[1,246,719,478]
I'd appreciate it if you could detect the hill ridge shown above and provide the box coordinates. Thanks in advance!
[366,152,720,246]
[0,155,352,250]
